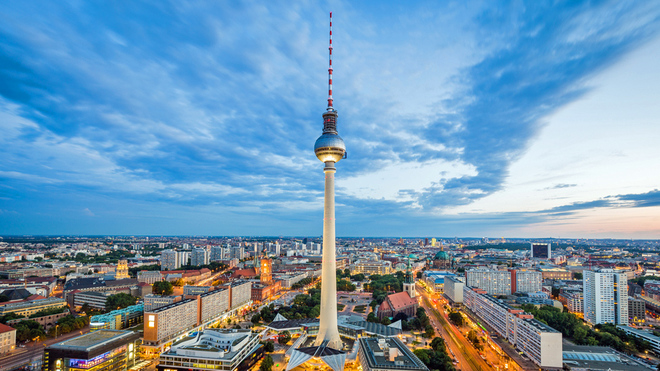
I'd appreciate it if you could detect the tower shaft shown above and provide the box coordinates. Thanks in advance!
[315,161,342,348]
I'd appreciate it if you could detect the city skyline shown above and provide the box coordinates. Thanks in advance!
[1,1,660,238]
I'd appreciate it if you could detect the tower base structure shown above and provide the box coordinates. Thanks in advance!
[286,339,347,371]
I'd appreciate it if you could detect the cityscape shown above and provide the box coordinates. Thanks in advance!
[1,2,660,371]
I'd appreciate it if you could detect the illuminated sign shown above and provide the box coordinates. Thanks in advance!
[68,345,126,369]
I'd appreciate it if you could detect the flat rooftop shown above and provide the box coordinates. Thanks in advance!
[359,337,428,371]
[563,344,652,371]
[49,329,138,352]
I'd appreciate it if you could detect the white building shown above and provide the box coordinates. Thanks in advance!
[583,269,628,326]
[160,250,181,271]
[444,276,464,304]
[158,329,260,371]
[513,270,542,294]
[465,269,511,296]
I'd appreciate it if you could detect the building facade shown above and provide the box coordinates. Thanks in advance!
[583,269,628,326]
[531,243,551,259]
[465,269,511,296]
[444,276,464,304]
[511,270,542,294]
[43,330,140,371]
[0,323,16,354]
[463,286,562,368]
[628,297,646,325]
[160,250,181,271]
[191,248,209,267]
[90,304,144,331]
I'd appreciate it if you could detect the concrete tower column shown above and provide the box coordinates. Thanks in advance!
[315,161,342,349]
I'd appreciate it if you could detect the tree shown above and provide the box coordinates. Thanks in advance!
[278,331,291,345]
[260,355,274,371]
[430,337,446,351]
[367,312,379,323]
[251,314,262,324]
[573,272,583,280]
[105,293,137,311]
[448,312,463,326]
[153,280,174,295]
[416,271,422,279]
[173,278,185,287]
[424,324,435,338]
[264,341,275,353]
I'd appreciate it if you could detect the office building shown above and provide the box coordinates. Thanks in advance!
[628,297,646,324]
[160,250,181,271]
[43,330,140,371]
[463,287,562,368]
[90,304,144,331]
[358,337,429,371]
[444,276,464,304]
[157,329,261,371]
[0,324,16,354]
[466,269,511,296]
[511,270,542,294]
[531,243,551,259]
[73,291,111,310]
[583,269,628,326]
[191,248,209,266]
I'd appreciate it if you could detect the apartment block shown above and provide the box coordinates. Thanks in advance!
[144,299,198,345]
[463,286,562,368]
[465,269,511,296]
[160,250,181,271]
[191,248,209,266]
[227,281,252,310]
[198,288,230,323]
[583,269,628,326]
[144,294,181,312]
[511,270,542,294]
[559,291,583,314]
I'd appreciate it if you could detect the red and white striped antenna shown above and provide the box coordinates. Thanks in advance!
[327,11,333,109]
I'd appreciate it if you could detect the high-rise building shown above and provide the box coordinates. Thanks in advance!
[287,12,348,371]
[160,250,180,271]
[628,297,645,325]
[210,246,224,262]
[466,269,512,296]
[531,243,551,259]
[511,269,542,294]
[231,246,244,260]
[444,276,464,304]
[583,269,628,326]
[191,247,209,266]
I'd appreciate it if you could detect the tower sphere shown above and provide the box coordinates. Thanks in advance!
[314,133,346,163]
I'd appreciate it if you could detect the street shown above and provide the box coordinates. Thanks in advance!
[0,326,90,370]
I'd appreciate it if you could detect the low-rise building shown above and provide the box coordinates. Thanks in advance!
[618,326,660,354]
[0,323,16,354]
[157,329,261,371]
[358,337,429,371]
[351,260,392,275]
[377,292,418,321]
[90,304,144,331]
[137,271,163,284]
[0,297,67,317]
[43,329,140,371]
[559,291,583,314]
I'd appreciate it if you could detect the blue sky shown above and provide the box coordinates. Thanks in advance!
[1,1,660,238]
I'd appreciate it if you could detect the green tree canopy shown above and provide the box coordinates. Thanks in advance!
[105,293,138,311]
[153,280,174,295]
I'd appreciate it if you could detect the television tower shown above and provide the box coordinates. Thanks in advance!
[313,11,346,350]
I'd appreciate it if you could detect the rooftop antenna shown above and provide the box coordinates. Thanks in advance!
[327,12,333,109]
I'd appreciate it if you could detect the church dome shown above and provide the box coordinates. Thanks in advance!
[434,251,449,260]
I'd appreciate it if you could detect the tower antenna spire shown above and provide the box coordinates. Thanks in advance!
[327,11,333,109]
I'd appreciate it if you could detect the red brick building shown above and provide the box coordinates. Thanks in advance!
[377,291,418,320]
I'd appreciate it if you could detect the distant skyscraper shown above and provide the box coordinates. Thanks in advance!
[531,243,551,259]
[583,269,628,326]
[287,12,347,371]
